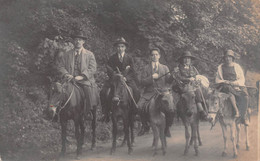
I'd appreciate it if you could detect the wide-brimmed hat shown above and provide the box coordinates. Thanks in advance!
[71,31,87,40]
[177,51,196,62]
[224,49,235,59]
[113,37,129,47]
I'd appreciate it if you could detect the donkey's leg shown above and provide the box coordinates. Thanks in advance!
[197,122,202,146]
[230,123,238,158]
[245,125,250,150]
[91,107,97,150]
[60,120,67,156]
[184,124,190,155]
[130,114,135,147]
[191,124,199,156]
[220,124,228,157]
[159,123,166,155]
[110,116,117,155]
[151,123,159,156]
[79,117,85,152]
[74,121,82,157]
[236,122,241,149]
[124,117,132,155]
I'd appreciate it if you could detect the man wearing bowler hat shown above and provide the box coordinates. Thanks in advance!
[215,49,249,126]
[56,30,100,120]
[100,37,140,122]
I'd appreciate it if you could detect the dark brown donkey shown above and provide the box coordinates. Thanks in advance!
[46,81,96,159]
[110,74,135,155]
[177,83,200,156]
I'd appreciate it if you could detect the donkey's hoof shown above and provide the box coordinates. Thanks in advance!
[246,146,250,151]
[195,150,199,156]
[128,148,133,155]
[233,154,238,158]
[163,150,166,156]
[120,141,126,147]
[91,144,96,150]
[110,148,115,155]
[184,149,188,156]
[75,155,81,160]
[222,152,227,157]
[59,151,65,157]
[236,144,240,149]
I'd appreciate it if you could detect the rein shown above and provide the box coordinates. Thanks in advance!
[52,82,75,122]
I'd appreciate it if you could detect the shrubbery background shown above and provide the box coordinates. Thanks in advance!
[0,0,259,160]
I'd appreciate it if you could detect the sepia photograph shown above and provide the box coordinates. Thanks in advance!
[0,0,259,161]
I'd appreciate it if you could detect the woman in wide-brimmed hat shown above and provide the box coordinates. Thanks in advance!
[215,49,249,126]
[174,51,211,121]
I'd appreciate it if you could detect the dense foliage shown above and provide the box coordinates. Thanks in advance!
[0,0,259,160]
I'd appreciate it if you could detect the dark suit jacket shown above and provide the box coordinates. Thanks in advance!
[57,48,97,87]
[107,53,137,83]
[140,63,173,99]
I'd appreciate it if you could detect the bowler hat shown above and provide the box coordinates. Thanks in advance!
[113,37,128,47]
[224,49,235,59]
[71,31,87,40]
[177,51,196,62]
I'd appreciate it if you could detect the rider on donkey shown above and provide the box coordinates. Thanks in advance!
[137,47,175,137]
[215,49,249,126]
[173,51,212,121]
[100,37,140,122]
[55,30,100,121]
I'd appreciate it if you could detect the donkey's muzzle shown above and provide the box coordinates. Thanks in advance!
[112,96,120,102]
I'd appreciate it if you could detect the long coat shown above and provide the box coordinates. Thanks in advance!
[57,47,100,107]
[140,63,173,100]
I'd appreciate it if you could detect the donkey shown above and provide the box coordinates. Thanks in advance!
[46,81,96,159]
[149,88,174,156]
[177,85,200,156]
[110,74,136,155]
[207,90,238,158]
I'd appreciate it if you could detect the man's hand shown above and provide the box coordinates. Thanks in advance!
[123,77,127,81]
[152,73,159,79]
[75,76,84,81]
[189,77,195,81]
[125,65,130,70]
[65,74,73,81]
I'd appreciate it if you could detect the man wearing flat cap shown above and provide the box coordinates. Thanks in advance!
[215,49,249,126]
[174,51,211,121]
[56,30,100,120]
[100,37,140,122]
[137,48,175,137]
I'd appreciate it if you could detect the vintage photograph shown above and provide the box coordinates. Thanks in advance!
[0,0,259,161]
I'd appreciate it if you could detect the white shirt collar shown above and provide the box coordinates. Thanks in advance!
[75,47,83,56]
[118,52,125,58]
[152,62,159,68]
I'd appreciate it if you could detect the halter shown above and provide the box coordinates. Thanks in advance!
[51,80,76,122]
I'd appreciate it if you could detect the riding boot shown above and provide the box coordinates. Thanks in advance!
[197,102,212,122]
[228,95,240,118]
[138,109,149,136]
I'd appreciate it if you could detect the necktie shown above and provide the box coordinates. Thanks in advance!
[153,64,157,73]
[119,54,123,63]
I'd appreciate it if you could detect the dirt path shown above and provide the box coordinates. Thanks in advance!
[59,112,259,161]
